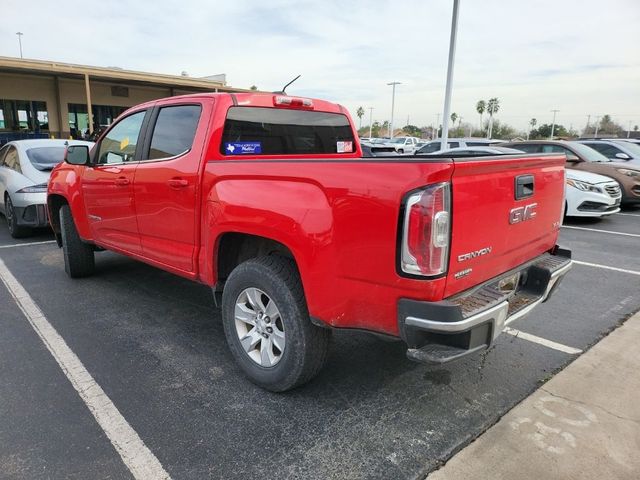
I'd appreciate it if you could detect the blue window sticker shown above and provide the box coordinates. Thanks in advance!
[224,142,262,155]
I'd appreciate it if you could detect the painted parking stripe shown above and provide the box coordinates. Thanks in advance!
[504,327,582,355]
[573,260,640,276]
[0,258,171,480]
[615,212,640,217]
[561,225,640,238]
[0,240,56,249]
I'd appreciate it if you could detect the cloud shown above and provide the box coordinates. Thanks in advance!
[1,0,639,131]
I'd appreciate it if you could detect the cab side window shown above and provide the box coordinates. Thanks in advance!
[515,144,542,153]
[2,146,21,174]
[147,105,201,160]
[541,145,568,154]
[585,143,621,158]
[96,111,146,164]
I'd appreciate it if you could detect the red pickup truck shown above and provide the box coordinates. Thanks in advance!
[48,93,572,391]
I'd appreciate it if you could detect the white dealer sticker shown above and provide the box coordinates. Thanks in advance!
[337,141,353,153]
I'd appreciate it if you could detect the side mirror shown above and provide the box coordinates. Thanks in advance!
[615,152,631,160]
[65,145,90,165]
[566,154,581,163]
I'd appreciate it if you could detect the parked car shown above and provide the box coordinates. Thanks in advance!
[387,136,420,154]
[416,138,502,154]
[0,139,93,237]
[48,93,571,392]
[577,139,640,164]
[564,170,621,218]
[501,140,640,205]
[427,146,525,156]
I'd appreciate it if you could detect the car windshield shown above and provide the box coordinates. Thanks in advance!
[615,141,640,156]
[25,146,67,171]
[390,138,406,144]
[568,142,612,162]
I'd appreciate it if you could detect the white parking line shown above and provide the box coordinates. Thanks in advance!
[0,258,171,480]
[504,327,582,355]
[0,240,56,249]
[615,212,640,217]
[561,225,640,238]
[573,260,640,276]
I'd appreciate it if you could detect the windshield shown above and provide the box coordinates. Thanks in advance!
[390,138,406,144]
[616,141,640,156]
[568,142,611,162]
[25,146,66,171]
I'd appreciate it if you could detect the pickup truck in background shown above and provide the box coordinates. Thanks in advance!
[47,93,572,391]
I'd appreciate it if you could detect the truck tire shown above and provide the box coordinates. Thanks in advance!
[59,205,95,278]
[221,256,330,392]
[5,196,31,238]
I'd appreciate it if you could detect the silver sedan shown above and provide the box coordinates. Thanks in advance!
[0,139,93,238]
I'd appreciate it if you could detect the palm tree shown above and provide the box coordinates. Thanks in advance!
[476,100,486,133]
[356,106,365,130]
[486,98,500,139]
[450,112,458,128]
[528,118,537,140]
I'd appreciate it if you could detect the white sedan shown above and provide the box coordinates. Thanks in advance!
[0,139,93,237]
[565,169,621,218]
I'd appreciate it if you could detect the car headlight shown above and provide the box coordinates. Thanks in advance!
[566,179,602,193]
[16,183,48,193]
[617,168,640,177]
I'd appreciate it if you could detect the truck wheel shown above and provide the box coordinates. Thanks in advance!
[221,256,330,392]
[59,205,95,278]
[5,196,31,238]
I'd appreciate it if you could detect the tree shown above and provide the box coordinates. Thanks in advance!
[527,118,537,140]
[403,124,422,137]
[634,125,639,132]
[450,112,458,127]
[536,123,568,138]
[356,106,365,130]
[250,85,258,91]
[476,100,486,133]
[486,98,500,138]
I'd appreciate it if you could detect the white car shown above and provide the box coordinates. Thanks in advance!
[416,138,503,154]
[565,169,621,218]
[387,136,420,154]
[0,139,93,237]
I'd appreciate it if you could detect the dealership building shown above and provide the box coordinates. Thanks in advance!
[0,56,248,143]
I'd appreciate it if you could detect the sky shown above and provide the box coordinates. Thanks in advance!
[1,0,639,133]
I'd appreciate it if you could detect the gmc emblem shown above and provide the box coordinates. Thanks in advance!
[510,203,537,224]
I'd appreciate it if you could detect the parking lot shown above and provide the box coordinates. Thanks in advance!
[0,209,639,480]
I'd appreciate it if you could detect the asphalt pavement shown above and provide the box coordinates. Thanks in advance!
[0,207,638,480]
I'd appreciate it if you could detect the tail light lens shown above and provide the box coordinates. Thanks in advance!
[401,183,451,276]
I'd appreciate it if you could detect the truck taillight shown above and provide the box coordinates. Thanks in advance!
[273,95,314,109]
[401,183,451,276]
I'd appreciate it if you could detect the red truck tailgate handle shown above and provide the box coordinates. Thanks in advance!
[168,178,189,188]
[114,177,129,186]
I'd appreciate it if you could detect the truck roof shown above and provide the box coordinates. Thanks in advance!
[132,92,347,115]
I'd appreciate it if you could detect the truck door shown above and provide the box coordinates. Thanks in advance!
[133,101,207,273]
[82,110,148,253]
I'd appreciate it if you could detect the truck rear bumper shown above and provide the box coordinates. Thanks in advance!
[398,247,572,365]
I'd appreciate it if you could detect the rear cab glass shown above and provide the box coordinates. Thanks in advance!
[220,107,355,156]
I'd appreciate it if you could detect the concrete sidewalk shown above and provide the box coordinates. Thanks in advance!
[428,312,640,480]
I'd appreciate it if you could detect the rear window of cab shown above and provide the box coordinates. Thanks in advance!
[220,107,355,156]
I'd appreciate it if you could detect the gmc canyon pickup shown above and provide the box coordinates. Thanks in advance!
[47,93,572,391]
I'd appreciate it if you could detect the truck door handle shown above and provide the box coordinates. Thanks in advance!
[167,178,189,188]
[114,177,130,186]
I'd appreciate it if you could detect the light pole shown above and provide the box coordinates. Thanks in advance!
[594,116,601,137]
[435,113,440,139]
[387,81,401,139]
[368,107,374,138]
[16,32,24,59]
[440,0,460,151]
[586,114,591,136]
[550,109,559,139]
[628,120,632,138]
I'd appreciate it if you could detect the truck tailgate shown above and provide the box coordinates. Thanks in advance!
[444,154,565,298]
